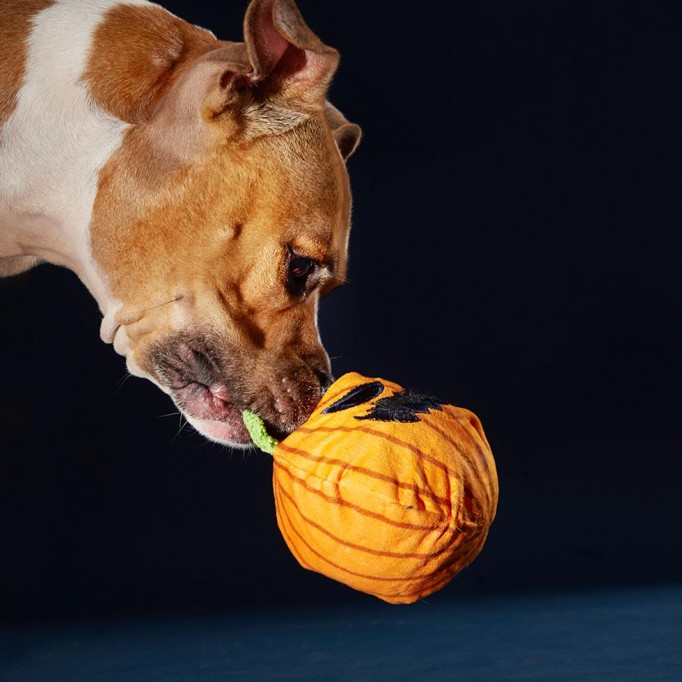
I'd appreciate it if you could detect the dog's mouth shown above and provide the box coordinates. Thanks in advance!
[150,338,252,446]
[174,380,251,445]
[148,332,329,447]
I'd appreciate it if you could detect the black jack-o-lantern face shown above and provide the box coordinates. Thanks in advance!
[322,380,445,423]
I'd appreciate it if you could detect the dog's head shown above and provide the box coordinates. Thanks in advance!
[90,0,360,445]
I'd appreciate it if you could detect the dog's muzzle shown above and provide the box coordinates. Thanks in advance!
[149,332,331,445]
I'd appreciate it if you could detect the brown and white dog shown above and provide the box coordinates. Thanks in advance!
[0,0,360,446]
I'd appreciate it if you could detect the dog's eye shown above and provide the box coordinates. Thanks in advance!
[287,254,317,296]
[290,256,315,279]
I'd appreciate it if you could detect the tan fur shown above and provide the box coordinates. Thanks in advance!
[0,0,54,126]
[83,3,219,124]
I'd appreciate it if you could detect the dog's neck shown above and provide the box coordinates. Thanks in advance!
[0,0,221,308]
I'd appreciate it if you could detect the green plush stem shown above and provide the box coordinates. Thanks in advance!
[242,410,279,455]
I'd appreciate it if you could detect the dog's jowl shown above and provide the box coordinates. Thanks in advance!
[0,0,360,445]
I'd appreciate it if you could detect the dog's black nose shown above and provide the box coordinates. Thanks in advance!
[310,364,334,394]
[315,366,333,392]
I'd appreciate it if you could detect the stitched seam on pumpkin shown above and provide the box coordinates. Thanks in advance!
[294,425,458,478]
[274,479,469,590]
[422,409,497,516]
[275,475,459,560]
[291,424,478,511]
[273,479,316,572]
[276,441,452,507]
[281,459,452,523]
[275,460,455,531]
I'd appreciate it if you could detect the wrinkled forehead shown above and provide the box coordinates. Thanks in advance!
[246,117,352,260]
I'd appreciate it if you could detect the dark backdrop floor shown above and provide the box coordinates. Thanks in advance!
[2,585,681,682]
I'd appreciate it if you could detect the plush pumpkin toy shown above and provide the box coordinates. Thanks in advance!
[243,372,498,605]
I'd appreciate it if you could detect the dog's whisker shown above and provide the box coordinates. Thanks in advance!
[158,411,181,419]
[117,295,185,328]
[112,372,133,398]
[170,415,189,444]
[142,294,184,314]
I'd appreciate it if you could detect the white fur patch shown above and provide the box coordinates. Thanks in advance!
[0,0,149,308]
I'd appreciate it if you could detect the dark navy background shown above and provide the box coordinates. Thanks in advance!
[1,1,681,675]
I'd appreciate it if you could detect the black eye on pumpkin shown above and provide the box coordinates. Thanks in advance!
[322,382,385,414]
[287,251,318,297]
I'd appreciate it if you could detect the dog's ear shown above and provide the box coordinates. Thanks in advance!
[243,0,339,106]
[324,102,361,160]
[194,46,254,123]
[152,42,254,144]
[151,1,343,156]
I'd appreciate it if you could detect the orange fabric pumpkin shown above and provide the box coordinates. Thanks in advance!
[269,372,498,605]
